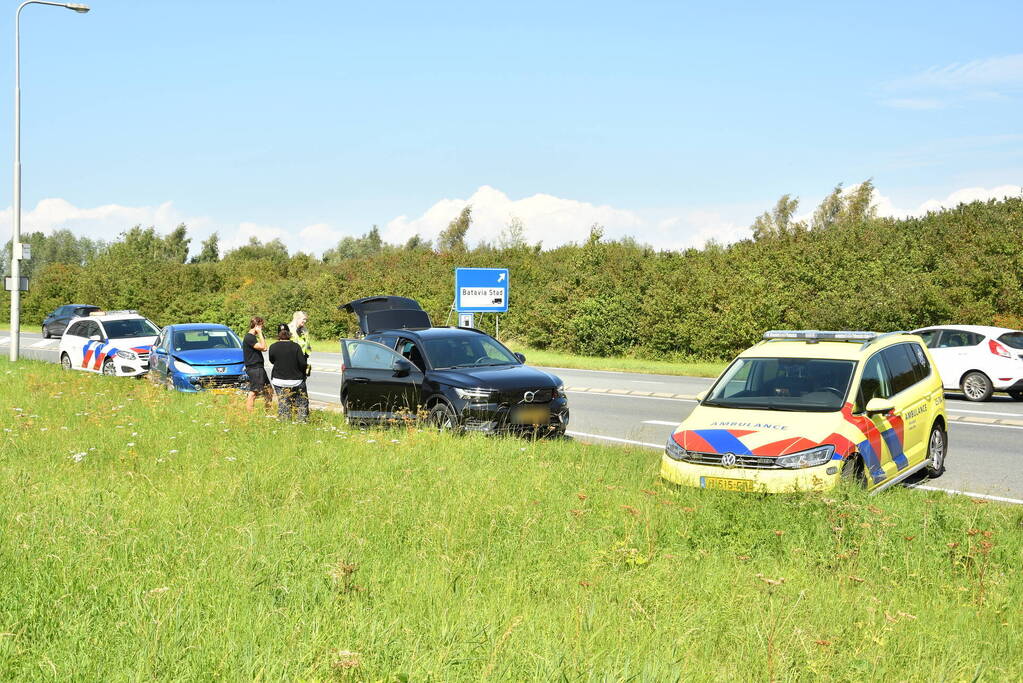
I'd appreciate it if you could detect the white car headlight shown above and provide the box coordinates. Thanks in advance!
[115,350,137,360]
[775,444,835,469]
[665,435,689,461]
[454,387,494,401]
[172,358,197,374]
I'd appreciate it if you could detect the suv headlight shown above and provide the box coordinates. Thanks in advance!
[665,435,689,461]
[172,358,197,374]
[775,444,835,469]
[454,387,494,401]
[115,350,137,360]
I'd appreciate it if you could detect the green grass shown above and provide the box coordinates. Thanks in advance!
[1,360,1022,680]
[0,322,35,334]
[308,335,726,377]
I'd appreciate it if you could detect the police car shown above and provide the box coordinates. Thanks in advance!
[661,330,948,493]
[58,310,160,376]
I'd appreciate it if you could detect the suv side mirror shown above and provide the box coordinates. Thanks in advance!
[865,397,895,416]
[514,352,526,363]
[89,334,102,342]
[392,358,412,377]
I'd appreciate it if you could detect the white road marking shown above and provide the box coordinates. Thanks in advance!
[0,337,9,345]
[565,390,696,403]
[631,380,667,385]
[908,484,1023,506]
[566,431,663,449]
[309,391,338,400]
[953,421,1023,431]
[643,420,679,426]
[29,340,54,348]
[948,407,1023,417]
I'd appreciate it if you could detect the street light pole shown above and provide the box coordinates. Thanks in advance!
[10,1,89,362]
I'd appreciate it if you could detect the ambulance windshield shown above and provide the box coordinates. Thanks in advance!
[703,357,855,412]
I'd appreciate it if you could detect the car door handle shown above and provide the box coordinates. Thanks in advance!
[348,376,370,383]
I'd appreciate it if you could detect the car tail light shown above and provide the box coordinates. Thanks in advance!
[988,339,1012,358]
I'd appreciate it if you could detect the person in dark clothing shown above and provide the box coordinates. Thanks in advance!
[269,324,309,422]
[243,317,271,411]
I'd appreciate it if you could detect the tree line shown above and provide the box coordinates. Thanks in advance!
[3,185,1022,361]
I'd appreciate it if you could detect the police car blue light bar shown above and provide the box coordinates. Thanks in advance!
[763,330,878,341]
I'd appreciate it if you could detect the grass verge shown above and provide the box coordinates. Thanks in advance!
[307,335,726,377]
[1,359,1021,679]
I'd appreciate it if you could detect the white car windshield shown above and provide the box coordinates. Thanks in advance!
[703,357,856,412]
[103,318,159,339]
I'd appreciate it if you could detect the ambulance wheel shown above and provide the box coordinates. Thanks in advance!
[925,423,947,478]
[60,353,72,371]
[840,456,866,488]
[102,359,117,376]
[961,371,993,402]
[1009,390,1023,401]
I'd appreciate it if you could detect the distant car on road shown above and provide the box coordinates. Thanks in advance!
[340,296,569,435]
[58,310,159,376]
[148,323,248,392]
[42,304,99,338]
[912,325,1023,401]
[661,330,947,494]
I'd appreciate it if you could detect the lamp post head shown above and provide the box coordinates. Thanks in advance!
[64,3,90,12]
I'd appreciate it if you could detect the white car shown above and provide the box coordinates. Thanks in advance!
[58,310,160,376]
[912,325,1023,401]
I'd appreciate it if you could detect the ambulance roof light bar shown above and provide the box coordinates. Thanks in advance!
[763,330,878,342]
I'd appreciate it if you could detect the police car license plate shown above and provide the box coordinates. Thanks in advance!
[700,476,755,492]
[511,405,549,425]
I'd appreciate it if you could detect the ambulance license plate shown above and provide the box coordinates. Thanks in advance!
[511,405,549,425]
[700,476,755,492]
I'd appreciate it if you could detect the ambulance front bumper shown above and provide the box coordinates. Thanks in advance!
[659,454,841,493]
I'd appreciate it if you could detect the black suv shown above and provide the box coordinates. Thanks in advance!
[340,296,569,435]
[42,304,100,338]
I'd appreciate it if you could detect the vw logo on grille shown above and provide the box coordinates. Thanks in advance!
[523,391,536,403]
[721,452,738,468]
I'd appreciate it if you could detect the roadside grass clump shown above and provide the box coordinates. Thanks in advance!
[1,359,1022,680]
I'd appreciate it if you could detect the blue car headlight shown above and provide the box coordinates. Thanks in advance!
[172,358,197,374]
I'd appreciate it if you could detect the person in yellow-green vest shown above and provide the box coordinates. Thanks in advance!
[288,311,311,377]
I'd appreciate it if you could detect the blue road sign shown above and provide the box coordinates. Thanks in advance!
[455,267,509,312]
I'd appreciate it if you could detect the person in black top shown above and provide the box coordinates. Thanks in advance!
[268,323,309,422]
[243,316,272,411]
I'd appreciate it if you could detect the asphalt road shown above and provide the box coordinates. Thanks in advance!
[6,331,1023,503]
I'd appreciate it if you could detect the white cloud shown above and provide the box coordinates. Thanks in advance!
[383,185,646,247]
[874,184,1023,219]
[894,54,1023,91]
[6,183,1022,260]
[882,53,1023,109]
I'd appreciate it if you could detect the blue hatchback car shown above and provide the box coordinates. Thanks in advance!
[149,323,248,392]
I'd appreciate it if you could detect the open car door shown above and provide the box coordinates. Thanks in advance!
[341,296,432,336]
[340,338,425,421]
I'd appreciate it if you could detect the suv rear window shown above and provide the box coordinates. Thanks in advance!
[998,332,1023,350]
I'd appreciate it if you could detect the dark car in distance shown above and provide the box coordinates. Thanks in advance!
[42,304,100,338]
[340,296,569,435]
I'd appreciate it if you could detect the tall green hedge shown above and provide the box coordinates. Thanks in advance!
[5,197,1023,361]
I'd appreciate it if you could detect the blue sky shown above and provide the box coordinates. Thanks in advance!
[1,0,1021,253]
